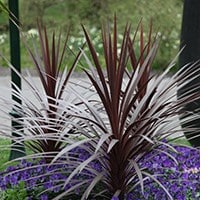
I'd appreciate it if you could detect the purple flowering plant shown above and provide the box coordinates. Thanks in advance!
[0,144,199,199]
[0,15,199,200]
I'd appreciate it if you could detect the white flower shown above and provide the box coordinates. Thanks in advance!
[0,33,7,44]
[70,36,75,43]
[98,43,103,49]
[177,13,181,18]
[157,32,162,37]
[165,43,169,47]
[162,35,167,40]
[69,45,73,50]
[90,27,97,34]
[173,45,178,49]
[27,29,39,37]
[118,34,123,40]
[184,167,200,174]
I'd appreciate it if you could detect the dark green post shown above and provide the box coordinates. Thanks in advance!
[8,0,25,160]
[178,0,200,147]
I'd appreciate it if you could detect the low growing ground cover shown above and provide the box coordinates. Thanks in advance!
[0,143,199,199]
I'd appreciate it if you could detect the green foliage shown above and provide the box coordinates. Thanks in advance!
[0,181,27,200]
[0,139,10,171]
[0,0,183,71]
[0,138,36,172]
[169,138,192,146]
[0,0,8,31]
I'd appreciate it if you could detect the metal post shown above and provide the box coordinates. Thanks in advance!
[178,0,200,147]
[8,0,25,160]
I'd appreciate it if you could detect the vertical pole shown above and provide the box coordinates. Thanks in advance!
[179,0,200,147]
[8,0,25,160]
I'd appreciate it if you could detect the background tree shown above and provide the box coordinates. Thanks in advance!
[19,0,64,29]
[178,0,200,147]
[0,0,184,70]
[0,0,8,31]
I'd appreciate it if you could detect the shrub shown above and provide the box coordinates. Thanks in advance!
[49,18,198,199]
[0,22,84,163]
[0,16,199,200]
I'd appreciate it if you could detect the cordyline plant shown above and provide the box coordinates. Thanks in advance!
[0,22,84,163]
[0,17,199,199]
[43,18,199,199]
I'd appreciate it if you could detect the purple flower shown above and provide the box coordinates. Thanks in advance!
[40,194,48,200]
[0,144,199,199]
[10,175,19,186]
[43,181,54,189]
[53,186,61,193]
[111,197,119,200]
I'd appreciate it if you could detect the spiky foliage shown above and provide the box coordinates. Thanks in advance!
[47,18,199,199]
[23,23,81,157]
[0,23,83,162]
[0,18,199,199]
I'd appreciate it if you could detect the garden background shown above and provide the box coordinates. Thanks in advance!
[0,0,183,71]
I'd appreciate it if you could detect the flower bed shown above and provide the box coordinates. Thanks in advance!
[0,144,199,200]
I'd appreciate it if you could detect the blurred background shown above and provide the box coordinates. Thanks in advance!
[0,0,183,71]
